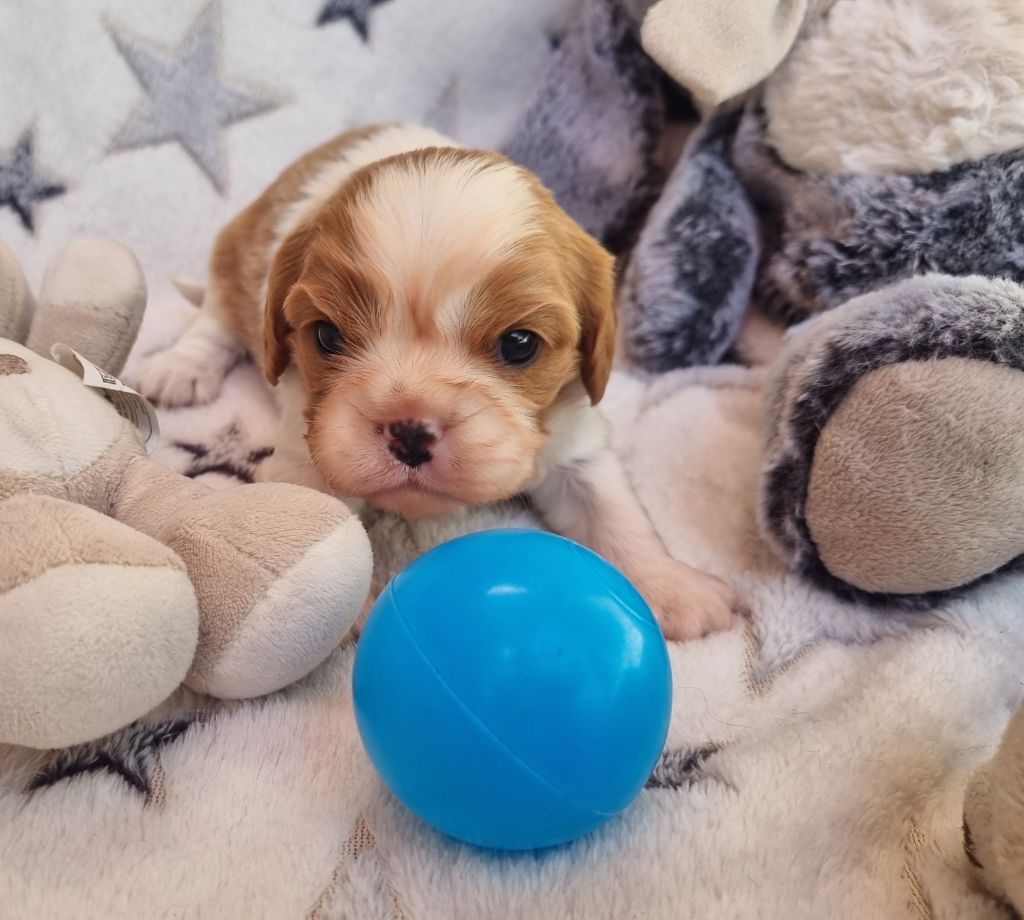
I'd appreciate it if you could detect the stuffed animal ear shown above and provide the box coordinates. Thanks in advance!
[30,239,146,375]
[263,223,315,385]
[641,0,809,106]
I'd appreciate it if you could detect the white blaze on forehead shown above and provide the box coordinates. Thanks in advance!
[351,155,541,332]
[275,124,460,245]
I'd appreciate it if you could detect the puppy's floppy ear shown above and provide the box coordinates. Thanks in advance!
[566,225,617,404]
[264,223,316,385]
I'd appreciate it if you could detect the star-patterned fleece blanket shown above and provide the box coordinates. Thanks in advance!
[2,3,1024,919]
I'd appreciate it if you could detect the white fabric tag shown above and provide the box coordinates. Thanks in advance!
[50,343,160,454]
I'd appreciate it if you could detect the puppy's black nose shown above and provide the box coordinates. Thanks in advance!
[387,420,436,468]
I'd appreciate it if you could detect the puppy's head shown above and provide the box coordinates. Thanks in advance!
[264,147,615,517]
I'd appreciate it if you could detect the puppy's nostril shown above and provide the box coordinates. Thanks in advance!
[388,420,435,449]
[387,420,436,468]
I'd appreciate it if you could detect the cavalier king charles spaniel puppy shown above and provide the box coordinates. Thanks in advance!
[140,124,741,640]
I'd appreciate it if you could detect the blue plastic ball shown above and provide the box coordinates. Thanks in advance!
[352,529,672,851]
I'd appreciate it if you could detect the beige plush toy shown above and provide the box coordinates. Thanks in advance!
[963,703,1024,913]
[0,239,372,750]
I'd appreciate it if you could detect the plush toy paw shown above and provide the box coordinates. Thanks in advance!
[760,274,1024,605]
[0,495,198,749]
[135,477,373,698]
[963,703,1024,912]
[177,483,372,697]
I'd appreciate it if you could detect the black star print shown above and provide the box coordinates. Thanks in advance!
[0,131,65,233]
[316,0,392,41]
[174,424,273,484]
[645,744,721,790]
[26,720,192,800]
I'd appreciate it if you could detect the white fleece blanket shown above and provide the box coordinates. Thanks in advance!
[2,2,1024,918]
[2,359,1023,920]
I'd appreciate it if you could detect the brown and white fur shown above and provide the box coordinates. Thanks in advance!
[140,124,740,640]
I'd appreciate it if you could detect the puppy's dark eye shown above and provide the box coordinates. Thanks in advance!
[314,321,345,355]
[497,329,540,366]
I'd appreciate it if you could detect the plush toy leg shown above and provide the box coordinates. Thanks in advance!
[0,239,37,343]
[761,274,1024,604]
[619,108,759,370]
[963,703,1024,912]
[0,495,198,749]
[502,0,675,253]
[113,458,373,698]
[27,239,146,376]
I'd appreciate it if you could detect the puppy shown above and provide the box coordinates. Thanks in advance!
[140,124,740,640]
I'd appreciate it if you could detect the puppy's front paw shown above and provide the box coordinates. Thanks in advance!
[638,562,742,642]
[139,347,225,407]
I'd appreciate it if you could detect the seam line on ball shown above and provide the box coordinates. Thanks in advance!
[388,600,615,819]
[571,545,663,633]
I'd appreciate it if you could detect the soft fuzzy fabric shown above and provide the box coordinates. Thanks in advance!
[641,0,810,108]
[613,86,1024,365]
[0,331,200,749]
[25,239,148,375]
[734,109,1024,326]
[501,0,771,371]
[2,355,1023,919]
[618,109,759,370]
[963,704,1024,911]
[619,98,1024,354]
[0,317,370,739]
[760,273,1024,606]
[542,0,1024,371]
[112,459,372,698]
[764,0,1024,175]
[805,358,1024,595]
[0,492,199,749]
[0,0,565,305]
[502,0,675,255]
[0,240,36,342]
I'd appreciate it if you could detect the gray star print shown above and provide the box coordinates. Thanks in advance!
[0,131,65,233]
[109,1,277,193]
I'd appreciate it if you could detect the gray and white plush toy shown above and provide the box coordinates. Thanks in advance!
[503,0,1024,608]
